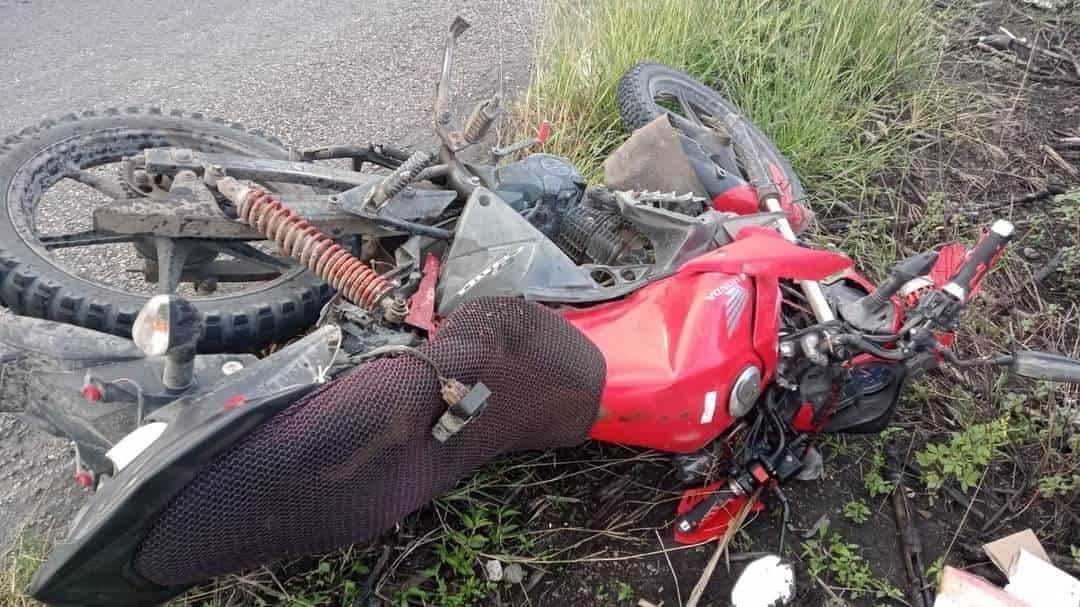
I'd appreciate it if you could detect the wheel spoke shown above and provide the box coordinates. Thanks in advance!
[39,230,136,250]
[675,91,704,127]
[67,171,129,200]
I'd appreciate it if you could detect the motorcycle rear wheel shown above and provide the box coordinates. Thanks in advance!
[616,62,806,204]
[0,108,331,351]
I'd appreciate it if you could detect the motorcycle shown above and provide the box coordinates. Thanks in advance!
[1,17,1078,607]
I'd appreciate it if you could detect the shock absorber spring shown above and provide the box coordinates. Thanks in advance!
[366,150,435,210]
[461,97,500,144]
[217,178,406,320]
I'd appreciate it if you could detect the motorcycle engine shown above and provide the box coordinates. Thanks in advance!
[494,154,706,267]
[493,153,586,237]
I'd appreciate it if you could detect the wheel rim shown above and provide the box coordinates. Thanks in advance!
[6,127,310,300]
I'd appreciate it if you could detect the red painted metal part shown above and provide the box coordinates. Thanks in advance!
[927,243,970,349]
[80,383,103,402]
[678,227,852,280]
[673,481,765,544]
[753,275,781,384]
[405,254,441,334]
[792,403,816,432]
[565,271,760,452]
[567,229,850,453]
[769,162,812,234]
[710,183,758,216]
[709,167,812,234]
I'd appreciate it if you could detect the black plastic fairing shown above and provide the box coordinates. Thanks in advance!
[824,363,906,434]
[28,327,340,606]
[435,188,597,315]
[0,314,144,366]
[436,188,736,315]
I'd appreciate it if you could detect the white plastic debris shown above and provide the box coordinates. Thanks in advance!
[484,559,504,582]
[935,567,1027,607]
[730,555,795,607]
[503,563,525,585]
[1004,548,1080,607]
[936,530,1080,607]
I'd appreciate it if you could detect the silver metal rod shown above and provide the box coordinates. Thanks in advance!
[763,197,835,323]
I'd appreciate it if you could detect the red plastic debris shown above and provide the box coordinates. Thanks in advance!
[80,383,103,402]
[674,481,765,544]
[73,470,94,488]
[537,120,551,145]
[224,395,247,410]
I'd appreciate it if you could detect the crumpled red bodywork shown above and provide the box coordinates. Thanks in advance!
[565,228,851,453]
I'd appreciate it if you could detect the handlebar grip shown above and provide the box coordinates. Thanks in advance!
[942,220,1014,302]
[1011,351,1080,384]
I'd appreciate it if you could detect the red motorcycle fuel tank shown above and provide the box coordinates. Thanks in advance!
[563,270,763,453]
[564,227,853,453]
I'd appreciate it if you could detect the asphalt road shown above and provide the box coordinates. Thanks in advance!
[0,0,540,552]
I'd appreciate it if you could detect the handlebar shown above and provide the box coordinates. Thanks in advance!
[942,220,1014,303]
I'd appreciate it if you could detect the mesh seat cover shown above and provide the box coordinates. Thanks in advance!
[134,297,605,585]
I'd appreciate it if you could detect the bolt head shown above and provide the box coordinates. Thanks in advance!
[221,360,245,375]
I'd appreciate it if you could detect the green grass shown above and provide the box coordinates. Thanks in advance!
[1,529,48,607]
[514,0,943,206]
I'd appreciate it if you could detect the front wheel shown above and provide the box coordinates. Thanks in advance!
[0,108,332,351]
[616,62,807,208]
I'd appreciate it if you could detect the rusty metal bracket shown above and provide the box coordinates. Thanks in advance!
[94,195,394,239]
[140,148,382,190]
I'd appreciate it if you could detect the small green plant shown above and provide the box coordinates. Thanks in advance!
[391,496,534,607]
[290,558,371,606]
[915,418,1010,493]
[801,526,904,602]
[842,499,872,524]
[864,427,902,498]
[616,581,635,601]
[1037,474,1079,498]
[926,556,946,587]
[1072,545,1080,568]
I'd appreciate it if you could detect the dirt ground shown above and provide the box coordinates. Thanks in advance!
[0,310,87,552]
[2,0,1078,605]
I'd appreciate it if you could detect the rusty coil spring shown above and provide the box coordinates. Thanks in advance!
[237,189,393,309]
[462,98,499,144]
[369,150,435,209]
